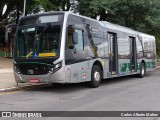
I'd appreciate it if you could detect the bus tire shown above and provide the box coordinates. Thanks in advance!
[89,65,101,88]
[139,62,145,78]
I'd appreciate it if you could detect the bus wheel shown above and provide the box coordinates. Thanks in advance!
[139,62,145,78]
[89,65,101,88]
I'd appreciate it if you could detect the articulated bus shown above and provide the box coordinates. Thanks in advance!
[13,11,156,87]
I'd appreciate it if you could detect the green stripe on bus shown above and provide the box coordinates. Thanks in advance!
[121,63,131,72]
[121,62,155,72]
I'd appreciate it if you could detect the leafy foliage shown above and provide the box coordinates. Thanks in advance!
[36,0,77,11]
[0,0,160,57]
[0,0,40,26]
[77,0,160,57]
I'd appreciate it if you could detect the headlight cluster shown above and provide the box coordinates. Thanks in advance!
[48,61,62,73]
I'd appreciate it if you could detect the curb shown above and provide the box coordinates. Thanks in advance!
[0,83,51,92]
[0,86,19,92]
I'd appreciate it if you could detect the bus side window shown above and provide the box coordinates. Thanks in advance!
[75,29,84,50]
[66,28,74,49]
[66,28,84,50]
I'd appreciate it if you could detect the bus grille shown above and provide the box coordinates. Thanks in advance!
[17,63,50,75]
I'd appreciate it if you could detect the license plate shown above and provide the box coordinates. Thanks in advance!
[29,78,40,83]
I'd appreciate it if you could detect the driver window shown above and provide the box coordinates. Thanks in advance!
[66,29,73,49]
[66,28,84,50]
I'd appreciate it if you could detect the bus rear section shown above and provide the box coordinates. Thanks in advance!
[140,33,156,72]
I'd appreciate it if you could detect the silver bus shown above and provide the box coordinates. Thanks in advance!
[13,11,156,87]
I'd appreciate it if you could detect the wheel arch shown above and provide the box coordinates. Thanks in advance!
[92,60,103,79]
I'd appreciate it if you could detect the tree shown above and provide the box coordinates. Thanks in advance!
[0,0,16,27]
[76,0,160,57]
[77,0,160,31]
[37,0,77,11]
[0,0,77,26]
[0,0,40,26]
[0,0,42,54]
[76,0,107,20]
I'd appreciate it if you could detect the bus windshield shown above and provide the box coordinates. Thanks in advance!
[15,24,61,59]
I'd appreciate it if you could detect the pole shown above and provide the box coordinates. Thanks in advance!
[23,0,26,17]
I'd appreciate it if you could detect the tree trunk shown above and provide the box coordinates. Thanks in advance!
[16,0,20,24]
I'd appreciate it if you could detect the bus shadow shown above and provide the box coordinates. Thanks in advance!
[23,73,153,93]
[101,71,155,86]
[24,82,90,93]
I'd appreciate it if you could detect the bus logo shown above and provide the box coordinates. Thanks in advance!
[28,70,34,74]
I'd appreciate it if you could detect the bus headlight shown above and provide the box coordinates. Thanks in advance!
[54,62,61,69]
[53,61,62,72]
[49,61,62,73]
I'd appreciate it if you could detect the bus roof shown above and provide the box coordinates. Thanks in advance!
[20,11,155,38]
[20,11,65,19]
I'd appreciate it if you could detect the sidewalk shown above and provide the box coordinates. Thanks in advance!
[0,57,13,69]
[0,57,48,92]
[0,58,15,91]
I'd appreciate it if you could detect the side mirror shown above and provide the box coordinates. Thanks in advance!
[73,32,78,44]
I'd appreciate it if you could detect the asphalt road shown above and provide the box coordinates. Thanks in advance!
[0,69,160,120]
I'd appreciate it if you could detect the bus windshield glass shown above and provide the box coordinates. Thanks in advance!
[15,24,61,59]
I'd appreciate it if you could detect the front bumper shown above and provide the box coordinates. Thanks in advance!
[14,66,66,84]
